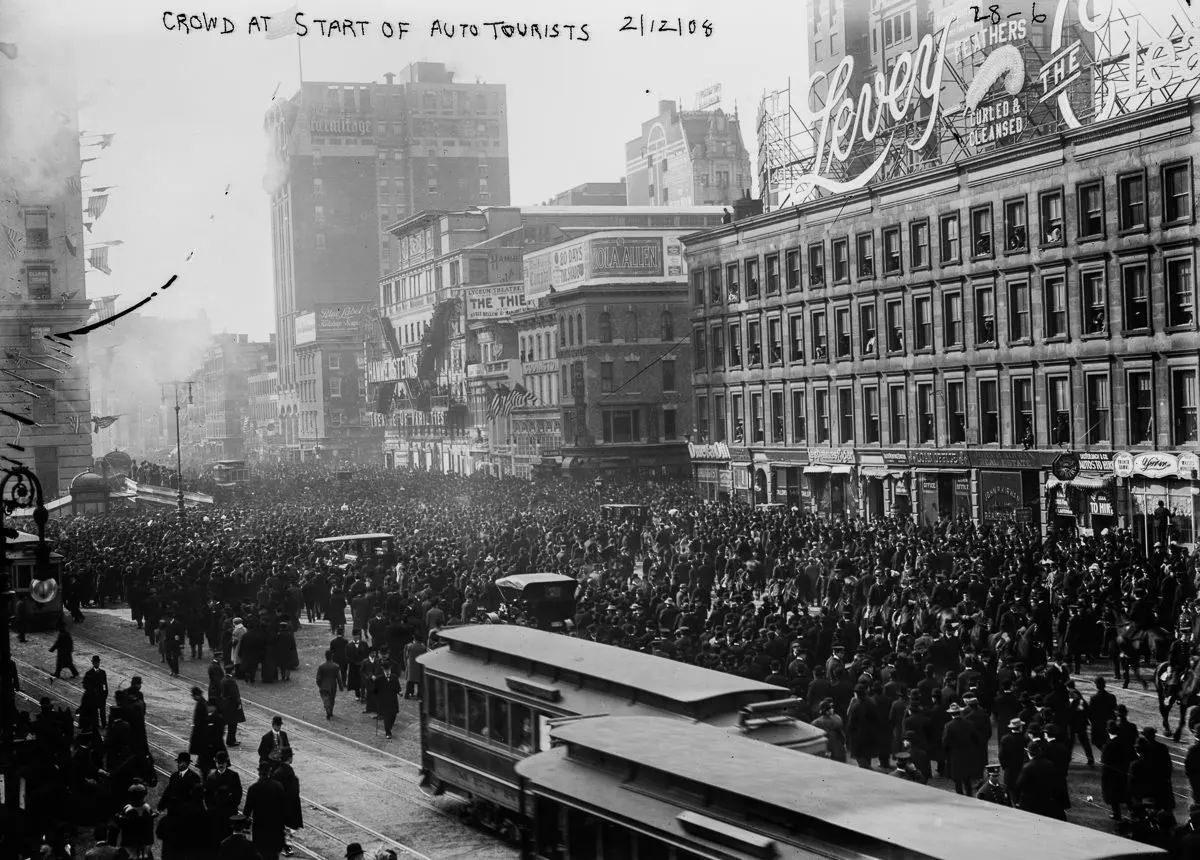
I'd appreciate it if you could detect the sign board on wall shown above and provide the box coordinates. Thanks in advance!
[979,471,1023,522]
[314,302,371,339]
[590,237,664,278]
[294,312,317,345]
[466,284,527,320]
[524,232,684,301]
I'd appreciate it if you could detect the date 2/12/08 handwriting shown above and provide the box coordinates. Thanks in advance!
[619,15,713,37]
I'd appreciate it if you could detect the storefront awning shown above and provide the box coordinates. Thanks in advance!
[860,466,908,479]
[1048,473,1113,491]
[916,469,970,477]
[830,464,853,475]
[803,464,831,474]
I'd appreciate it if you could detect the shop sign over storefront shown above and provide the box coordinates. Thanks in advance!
[807,447,854,465]
[1113,451,1195,479]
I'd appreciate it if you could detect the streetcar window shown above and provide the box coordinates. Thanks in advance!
[512,703,534,753]
[635,834,670,860]
[446,683,466,729]
[467,689,487,736]
[427,679,443,721]
[600,821,632,858]
[534,797,566,860]
[567,806,599,858]
[489,697,510,746]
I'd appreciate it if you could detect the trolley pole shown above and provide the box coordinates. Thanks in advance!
[0,465,48,812]
[162,381,194,523]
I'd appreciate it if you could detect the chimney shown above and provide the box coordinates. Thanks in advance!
[659,99,676,117]
[732,189,763,222]
[383,72,396,85]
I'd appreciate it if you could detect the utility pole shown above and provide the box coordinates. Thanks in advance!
[162,381,194,522]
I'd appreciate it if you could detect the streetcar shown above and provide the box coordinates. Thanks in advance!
[416,625,826,842]
[494,573,578,631]
[516,716,1166,860]
[211,459,250,485]
[3,530,64,630]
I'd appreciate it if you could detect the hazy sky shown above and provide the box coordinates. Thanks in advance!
[30,0,812,339]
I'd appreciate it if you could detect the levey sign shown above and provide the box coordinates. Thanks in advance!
[791,0,1200,199]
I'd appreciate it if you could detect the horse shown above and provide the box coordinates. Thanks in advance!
[1114,612,1173,690]
[1155,647,1200,741]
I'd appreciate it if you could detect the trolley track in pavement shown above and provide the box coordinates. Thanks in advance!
[14,656,514,860]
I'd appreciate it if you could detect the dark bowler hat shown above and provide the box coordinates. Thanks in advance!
[176,751,191,763]
[230,813,249,829]
[346,843,365,859]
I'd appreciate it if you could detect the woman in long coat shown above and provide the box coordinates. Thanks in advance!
[275,623,299,682]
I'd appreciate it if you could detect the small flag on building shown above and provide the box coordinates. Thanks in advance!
[486,384,509,421]
[92,414,121,432]
[83,221,93,233]
[65,176,81,195]
[88,247,111,275]
[63,234,77,256]
[507,383,539,411]
[86,193,109,219]
[98,133,115,149]
[4,224,23,260]
[69,414,80,434]
[265,4,300,38]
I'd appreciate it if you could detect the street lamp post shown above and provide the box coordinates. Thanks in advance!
[0,465,49,810]
[162,381,193,522]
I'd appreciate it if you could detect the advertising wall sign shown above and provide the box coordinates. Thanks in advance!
[314,302,371,338]
[294,312,316,345]
[807,447,854,465]
[980,471,1024,522]
[590,237,664,278]
[466,284,527,320]
[1113,451,1186,479]
[524,232,683,301]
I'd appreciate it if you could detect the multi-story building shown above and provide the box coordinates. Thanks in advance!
[294,303,375,463]
[370,205,728,473]
[0,37,92,498]
[247,352,280,462]
[686,98,1200,551]
[547,181,627,206]
[196,335,273,461]
[625,100,751,207]
[265,62,509,460]
[526,230,698,479]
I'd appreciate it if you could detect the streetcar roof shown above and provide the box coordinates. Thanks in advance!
[315,533,393,543]
[519,717,1164,860]
[429,625,789,704]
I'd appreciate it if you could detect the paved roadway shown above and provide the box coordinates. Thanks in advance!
[12,609,1194,854]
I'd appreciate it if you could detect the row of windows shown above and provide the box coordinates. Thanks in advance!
[560,406,680,444]
[426,678,537,754]
[558,311,676,348]
[692,258,1196,369]
[691,161,1194,305]
[592,359,677,394]
[520,331,556,363]
[695,368,1200,449]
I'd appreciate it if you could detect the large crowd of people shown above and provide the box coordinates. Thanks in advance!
[5,464,1200,857]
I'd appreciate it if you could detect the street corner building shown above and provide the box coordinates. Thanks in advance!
[685,0,1200,550]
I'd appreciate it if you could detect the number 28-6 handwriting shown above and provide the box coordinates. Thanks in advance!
[970,4,1048,23]
[620,16,713,37]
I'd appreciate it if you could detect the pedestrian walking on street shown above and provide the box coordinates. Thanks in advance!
[276,623,298,682]
[272,748,303,857]
[378,662,401,740]
[403,637,426,700]
[1102,720,1131,823]
[317,649,342,720]
[975,763,1012,806]
[1016,738,1070,821]
[80,655,109,732]
[245,762,288,860]
[159,752,203,814]
[158,782,212,859]
[258,715,291,766]
[115,781,157,860]
[345,843,365,860]
[207,654,225,701]
[205,749,243,845]
[220,814,262,860]
[49,621,79,680]
[220,666,246,747]
[346,631,367,701]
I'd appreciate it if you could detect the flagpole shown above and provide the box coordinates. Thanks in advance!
[296,33,304,83]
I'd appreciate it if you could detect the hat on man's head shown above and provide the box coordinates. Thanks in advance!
[346,843,365,859]
[230,813,249,829]
[176,751,191,763]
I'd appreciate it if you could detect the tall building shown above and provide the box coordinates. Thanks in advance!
[625,100,751,207]
[0,32,92,498]
[196,334,273,461]
[265,62,509,462]
[686,98,1200,550]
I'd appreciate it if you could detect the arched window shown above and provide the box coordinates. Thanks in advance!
[661,310,674,341]
[625,310,639,343]
[559,318,566,347]
[599,311,612,343]
[519,336,527,362]
[575,313,583,344]
[567,317,575,346]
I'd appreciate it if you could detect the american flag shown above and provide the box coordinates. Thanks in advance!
[4,224,23,260]
[486,384,508,421]
[63,235,77,257]
[86,194,109,220]
[265,4,300,38]
[88,247,111,275]
[65,176,81,195]
[503,383,539,414]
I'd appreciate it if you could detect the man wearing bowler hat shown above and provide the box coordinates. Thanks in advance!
[220,813,260,860]
[345,844,365,860]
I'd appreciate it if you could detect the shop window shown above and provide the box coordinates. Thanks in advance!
[856,232,874,278]
[1128,371,1154,445]
[889,384,907,445]
[883,226,901,274]
[1039,189,1064,244]
[975,287,995,344]
[979,379,999,443]
[1173,368,1199,444]
[936,211,955,261]
[1049,376,1071,445]
[791,389,807,443]
[998,199,1026,254]
[765,253,781,295]
[832,237,849,282]
[910,219,930,269]
[1122,263,1151,331]
[1163,161,1192,225]
[814,389,830,443]
[808,243,826,286]
[1086,374,1111,444]
[916,383,935,443]
[1167,257,1195,328]
[786,249,801,291]
[1044,275,1068,338]
[1008,280,1030,342]
[789,314,804,363]
[913,296,932,350]
[860,304,878,355]
[811,311,827,361]
[947,380,966,443]
[1082,270,1107,334]
[1118,172,1147,231]
[970,205,992,256]
[863,386,880,443]
[1013,378,1034,447]
[943,292,963,347]
[1078,180,1104,239]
